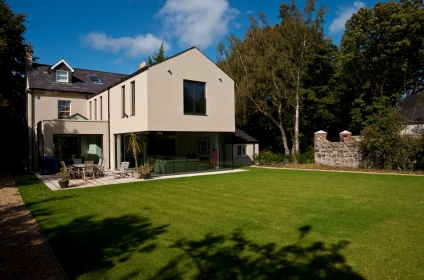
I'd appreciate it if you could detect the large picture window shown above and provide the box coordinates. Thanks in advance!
[58,100,71,119]
[184,80,206,115]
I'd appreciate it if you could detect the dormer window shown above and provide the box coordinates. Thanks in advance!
[56,70,68,83]
[90,77,102,84]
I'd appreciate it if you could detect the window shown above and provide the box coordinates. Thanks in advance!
[131,81,135,116]
[89,101,92,119]
[237,145,246,157]
[184,80,206,115]
[122,86,126,118]
[90,77,102,84]
[94,99,97,120]
[56,70,68,83]
[100,96,103,120]
[58,101,71,119]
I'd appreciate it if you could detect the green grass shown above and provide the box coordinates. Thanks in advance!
[16,168,424,279]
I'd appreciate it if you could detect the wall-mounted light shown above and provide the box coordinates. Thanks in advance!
[218,76,222,82]
[35,95,40,99]
[167,68,172,74]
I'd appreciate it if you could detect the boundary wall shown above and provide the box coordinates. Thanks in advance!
[314,130,362,168]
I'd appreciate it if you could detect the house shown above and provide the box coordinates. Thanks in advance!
[400,94,424,134]
[25,44,239,175]
[233,128,259,166]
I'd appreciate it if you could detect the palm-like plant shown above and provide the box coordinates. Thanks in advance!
[54,137,69,160]
[126,132,142,170]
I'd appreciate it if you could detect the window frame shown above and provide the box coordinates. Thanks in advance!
[56,70,68,83]
[237,145,246,157]
[94,99,97,120]
[58,100,71,119]
[131,81,135,116]
[121,85,126,118]
[183,80,206,115]
[100,96,103,121]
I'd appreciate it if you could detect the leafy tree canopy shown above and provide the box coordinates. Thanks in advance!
[0,0,27,171]
[336,0,424,133]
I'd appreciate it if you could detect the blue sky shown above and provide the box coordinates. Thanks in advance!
[8,0,380,74]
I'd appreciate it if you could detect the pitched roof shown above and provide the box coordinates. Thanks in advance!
[50,59,74,73]
[401,94,424,122]
[26,63,127,94]
[233,128,259,144]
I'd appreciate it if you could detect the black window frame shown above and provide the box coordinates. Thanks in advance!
[183,80,206,115]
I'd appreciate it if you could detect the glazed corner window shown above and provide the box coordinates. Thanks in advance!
[58,101,71,119]
[237,145,246,157]
[56,70,68,83]
[184,80,206,115]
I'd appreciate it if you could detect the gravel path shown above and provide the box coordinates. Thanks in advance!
[0,173,66,280]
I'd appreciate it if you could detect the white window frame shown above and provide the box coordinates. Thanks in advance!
[237,145,246,157]
[58,100,71,119]
[56,70,68,83]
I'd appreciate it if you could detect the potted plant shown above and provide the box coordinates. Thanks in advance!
[140,162,153,179]
[57,167,70,188]
[126,132,143,179]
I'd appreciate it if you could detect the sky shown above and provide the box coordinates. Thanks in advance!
[8,0,380,75]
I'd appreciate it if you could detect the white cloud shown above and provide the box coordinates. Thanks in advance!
[80,32,170,57]
[155,0,239,49]
[329,1,366,34]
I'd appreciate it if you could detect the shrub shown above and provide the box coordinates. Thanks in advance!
[254,146,315,165]
[360,108,424,171]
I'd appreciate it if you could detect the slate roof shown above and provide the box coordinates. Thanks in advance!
[401,94,424,122]
[26,63,127,94]
[233,128,259,144]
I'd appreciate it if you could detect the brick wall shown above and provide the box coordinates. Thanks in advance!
[314,130,362,168]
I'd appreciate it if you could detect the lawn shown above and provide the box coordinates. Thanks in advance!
[16,168,424,279]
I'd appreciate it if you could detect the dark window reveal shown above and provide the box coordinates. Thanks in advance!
[184,80,206,115]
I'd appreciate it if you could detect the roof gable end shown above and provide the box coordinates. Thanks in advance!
[50,59,74,73]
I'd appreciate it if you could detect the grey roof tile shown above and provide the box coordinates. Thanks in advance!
[27,63,127,95]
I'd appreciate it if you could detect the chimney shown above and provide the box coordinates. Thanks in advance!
[26,43,34,69]
[139,61,146,69]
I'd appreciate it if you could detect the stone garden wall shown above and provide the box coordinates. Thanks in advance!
[314,130,362,168]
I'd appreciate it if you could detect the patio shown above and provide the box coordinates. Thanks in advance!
[35,169,247,191]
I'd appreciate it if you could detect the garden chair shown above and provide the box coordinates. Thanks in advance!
[60,160,80,179]
[108,162,130,179]
[84,161,95,179]
[95,158,105,177]
[73,158,82,164]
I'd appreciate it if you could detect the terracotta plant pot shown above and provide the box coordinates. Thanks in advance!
[142,172,151,179]
[58,179,69,188]
[133,171,142,179]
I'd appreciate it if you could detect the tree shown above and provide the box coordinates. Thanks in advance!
[126,132,142,170]
[0,0,27,171]
[218,0,328,155]
[147,42,167,65]
[336,0,424,133]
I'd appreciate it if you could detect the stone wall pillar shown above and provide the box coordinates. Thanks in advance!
[339,130,352,143]
[314,130,327,142]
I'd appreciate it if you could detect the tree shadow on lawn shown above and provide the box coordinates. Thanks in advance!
[150,226,365,280]
[44,214,168,279]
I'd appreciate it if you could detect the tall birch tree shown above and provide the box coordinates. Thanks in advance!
[217,0,327,155]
